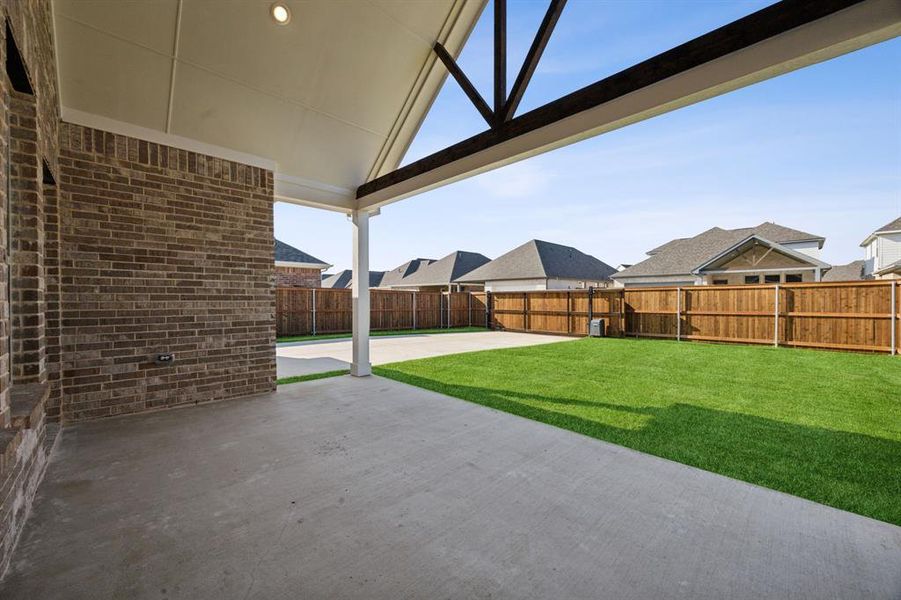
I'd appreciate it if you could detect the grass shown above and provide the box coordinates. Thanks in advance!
[277,369,350,385]
[277,326,485,344]
[374,337,901,525]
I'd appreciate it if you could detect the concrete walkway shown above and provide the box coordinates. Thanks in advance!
[277,331,571,377]
[2,376,898,599]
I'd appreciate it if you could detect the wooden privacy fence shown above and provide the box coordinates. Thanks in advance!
[276,288,488,337]
[277,281,900,354]
[490,281,900,354]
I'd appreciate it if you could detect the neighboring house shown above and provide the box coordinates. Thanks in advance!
[822,260,870,282]
[861,216,901,280]
[612,222,831,287]
[320,270,386,289]
[382,251,491,291]
[456,240,616,292]
[275,239,331,287]
[377,258,436,288]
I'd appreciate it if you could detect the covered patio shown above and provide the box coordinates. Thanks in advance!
[4,375,899,599]
[1,0,900,595]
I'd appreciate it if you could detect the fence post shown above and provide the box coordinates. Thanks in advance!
[567,291,572,334]
[774,285,780,347]
[523,292,528,331]
[587,286,594,334]
[891,282,897,355]
[620,289,626,337]
[412,292,416,330]
[311,288,317,336]
[486,291,492,329]
[468,292,472,327]
[676,287,681,341]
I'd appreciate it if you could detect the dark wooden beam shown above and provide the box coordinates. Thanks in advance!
[358,0,871,202]
[503,0,567,122]
[433,41,494,127]
[494,0,506,124]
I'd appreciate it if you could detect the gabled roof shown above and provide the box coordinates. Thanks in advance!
[275,239,331,269]
[384,251,490,288]
[860,215,901,246]
[614,223,826,279]
[456,240,616,283]
[320,270,385,289]
[694,235,830,273]
[378,258,435,288]
[822,260,870,282]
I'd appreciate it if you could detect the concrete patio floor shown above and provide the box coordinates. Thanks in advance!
[277,330,571,377]
[2,376,899,599]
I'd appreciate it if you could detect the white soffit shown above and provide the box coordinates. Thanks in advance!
[52,0,485,211]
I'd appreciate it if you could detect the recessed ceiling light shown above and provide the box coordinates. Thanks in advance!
[271,3,291,24]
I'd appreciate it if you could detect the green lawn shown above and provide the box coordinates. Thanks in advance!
[374,337,901,525]
[277,369,349,385]
[277,326,485,344]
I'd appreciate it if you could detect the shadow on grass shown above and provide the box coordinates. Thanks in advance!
[374,367,901,526]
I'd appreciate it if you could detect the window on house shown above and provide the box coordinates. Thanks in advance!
[744,275,760,285]
[764,275,780,284]
[785,273,803,283]
[712,279,728,285]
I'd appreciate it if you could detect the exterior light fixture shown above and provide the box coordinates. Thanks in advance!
[271,3,291,24]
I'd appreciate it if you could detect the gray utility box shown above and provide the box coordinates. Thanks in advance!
[589,318,605,337]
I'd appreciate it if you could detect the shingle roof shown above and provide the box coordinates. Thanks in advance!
[275,239,330,267]
[378,258,435,287]
[386,251,490,287]
[320,270,386,289]
[614,223,825,279]
[822,260,870,282]
[456,240,616,283]
[861,215,901,246]
[874,216,901,234]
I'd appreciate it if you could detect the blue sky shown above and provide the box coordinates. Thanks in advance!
[275,1,901,272]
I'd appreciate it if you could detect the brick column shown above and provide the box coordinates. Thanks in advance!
[43,182,61,420]
[0,62,9,427]
[9,93,46,385]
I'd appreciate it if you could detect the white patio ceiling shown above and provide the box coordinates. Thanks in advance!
[52,0,485,211]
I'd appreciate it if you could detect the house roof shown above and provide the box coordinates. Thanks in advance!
[860,215,901,246]
[614,223,826,279]
[822,260,870,282]
[695,234,830,273]
[384,251,490,287]
[456,240,616,283]
[320,270,386,289]
[378,258,436,287]
[275,239,331,269]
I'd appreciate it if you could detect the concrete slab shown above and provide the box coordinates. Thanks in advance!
[2,376,899,599]
[277,331,571,377]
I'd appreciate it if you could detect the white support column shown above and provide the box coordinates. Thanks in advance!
[351,210,371,376]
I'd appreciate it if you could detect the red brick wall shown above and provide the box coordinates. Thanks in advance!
[57,123,276,421]
[276,266,322,288]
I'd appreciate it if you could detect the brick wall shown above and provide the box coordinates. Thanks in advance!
[3,0,59,174]
[276,266,322,288]
[9,93,46,385]
[58,123,276,421]
[0,0,56,576]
